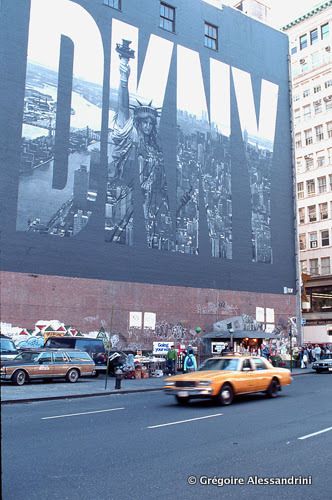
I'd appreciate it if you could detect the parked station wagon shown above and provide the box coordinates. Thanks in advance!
[0,348,96,385]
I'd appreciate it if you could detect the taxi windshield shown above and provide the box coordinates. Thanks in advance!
[199,358,240,371]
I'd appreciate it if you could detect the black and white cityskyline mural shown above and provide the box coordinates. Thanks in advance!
[0,0,294,292]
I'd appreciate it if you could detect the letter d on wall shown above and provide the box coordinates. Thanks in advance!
[16,0,104,237]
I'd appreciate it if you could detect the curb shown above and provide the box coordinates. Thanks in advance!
[1,371,315,405]
[1,386,163,405]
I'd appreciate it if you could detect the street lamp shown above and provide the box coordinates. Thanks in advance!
[229,328,234,351]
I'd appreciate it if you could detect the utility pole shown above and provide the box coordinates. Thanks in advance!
[104,306,114,391]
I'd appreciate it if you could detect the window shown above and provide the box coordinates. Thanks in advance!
[327,122,332,139]
[103,0,121,9]
[304,129,313,145]
[311,51,322,68]
[303,88,310,98]
[294,108,301,125]
[293,94,300,102]
[204,22,218,50]
[309,258,319,275]
[325,97,332,111]
[308,205,317,222]
[306,179,315,195]
[160,2,175,33]
[252,358,268,370]
[54,352,66,363]
[300,260,308,272]
[321,23,329,40]
[321,257,331,275]
[299,233,306,250]
[309,232,318,249]
[299,207,305,224]
[325,79,332,89]
[317,154,325,167]
[313,100,322,114]
[296,159,303,173]
[328,151,332,165]
[310,28,318,45]
[315,124,324,141]
[300,34,308,50]
[291,46,297,55]
[318,176,327,193]
[305,155,313,170]
[321,230,330,247]
[297,181,304,199]
[319,202,328,220]
[313,84,321,93]
[295,133,302,148]
[303,104,311,120]
[37,352,52,363]
[329,174,332,190]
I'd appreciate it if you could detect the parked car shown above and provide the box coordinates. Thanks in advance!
[0,334,19,360]
[164,355,292,405]
[44,337,107,375]
[0,348,96,385]
[312,353,332,373]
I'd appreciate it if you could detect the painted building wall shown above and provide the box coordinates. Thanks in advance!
[0,0,296,341]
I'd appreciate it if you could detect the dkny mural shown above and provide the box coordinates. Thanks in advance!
[16,0,103,237]
[0,0,295,293]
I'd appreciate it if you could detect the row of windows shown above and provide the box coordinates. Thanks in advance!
[300,257,331,277]
[296,150,332,173]
[297,174,332,199]
[293,77,332,102]
[294,98,332,125]
[291,22,330,54]
[299,229,331,250]
[103,1,218,50]
[298,201,332,224]
[295,121,332,148]
[292,50,331,77]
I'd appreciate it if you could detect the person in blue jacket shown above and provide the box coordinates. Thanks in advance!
[183,347,197,372]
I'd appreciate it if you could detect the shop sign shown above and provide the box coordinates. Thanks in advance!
[153,342,173,354]
[211,342,226,354]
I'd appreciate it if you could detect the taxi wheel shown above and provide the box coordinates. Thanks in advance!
[175,395,190,405]
[66,368,79,383]
[266,378,279,398]
[12,370,27,386]
[218,383,234,405]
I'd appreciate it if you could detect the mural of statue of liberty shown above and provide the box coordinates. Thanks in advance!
[105,40,173,251]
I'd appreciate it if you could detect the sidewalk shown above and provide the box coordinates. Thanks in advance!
[0,367,314,405]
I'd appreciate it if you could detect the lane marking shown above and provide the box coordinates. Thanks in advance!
[298,427,332,440]
[42,407,125,420]
[147,413,223,429]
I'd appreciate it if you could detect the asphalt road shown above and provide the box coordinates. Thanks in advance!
[2,373,331,500]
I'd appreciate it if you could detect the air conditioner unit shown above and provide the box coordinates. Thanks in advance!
[300,58,306,64]
[310,241,317,248]
[325,46,331,52]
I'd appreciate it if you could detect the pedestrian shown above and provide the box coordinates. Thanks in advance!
[261,344,270,359]
[314,344,321,361]
[166,345,177,375]
[183,348,197,373]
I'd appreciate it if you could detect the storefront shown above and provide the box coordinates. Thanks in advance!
[203,330,281,355]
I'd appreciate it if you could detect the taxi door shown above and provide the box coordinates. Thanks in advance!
[251,358,271,391]
[234,358,256,394]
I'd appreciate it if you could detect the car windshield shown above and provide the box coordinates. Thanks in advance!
[199,358,240,371]
[14,352,41,362]
[0,338,17,353]
[321,353,332,359]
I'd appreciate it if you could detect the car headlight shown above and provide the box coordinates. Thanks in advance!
[165,381,175,386]
[197,381,212,386]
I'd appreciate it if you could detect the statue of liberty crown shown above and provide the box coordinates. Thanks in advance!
[131,100,161,120]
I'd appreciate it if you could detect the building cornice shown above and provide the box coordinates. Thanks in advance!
[282,0,332,31]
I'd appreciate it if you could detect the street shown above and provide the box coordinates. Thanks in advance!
[2,373,331,500]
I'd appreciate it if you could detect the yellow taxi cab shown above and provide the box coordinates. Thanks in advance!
[164,354,292,405]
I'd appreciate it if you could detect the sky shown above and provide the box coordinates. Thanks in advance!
[214,0,326,28]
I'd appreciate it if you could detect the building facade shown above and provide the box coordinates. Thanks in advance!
[0,0,296,349]
[283,0,332,344]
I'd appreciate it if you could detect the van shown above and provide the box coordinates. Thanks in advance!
[44,336,107,375]
[0,334,19,360]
